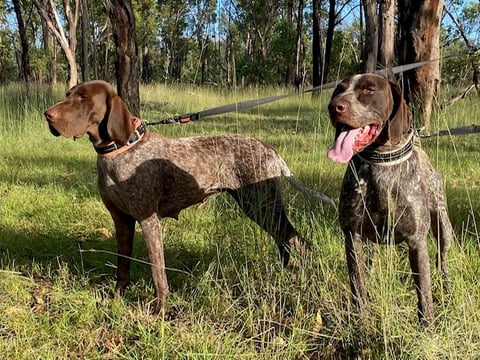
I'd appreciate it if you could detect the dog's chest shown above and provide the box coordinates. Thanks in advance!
[339,153,425,241]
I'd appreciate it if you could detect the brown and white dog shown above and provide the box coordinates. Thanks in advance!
[44,80,334,313]
[327,74,453,326]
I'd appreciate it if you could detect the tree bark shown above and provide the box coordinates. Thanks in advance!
[379,0,395,70]
[398,0,444,131]
[361,0,378,73]
[108,0,140,117]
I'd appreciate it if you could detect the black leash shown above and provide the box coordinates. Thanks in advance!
[420,125,480,138]
[144,51,472,126]
[147,93,298,125]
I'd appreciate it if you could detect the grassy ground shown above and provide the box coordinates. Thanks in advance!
[0,82,480,359]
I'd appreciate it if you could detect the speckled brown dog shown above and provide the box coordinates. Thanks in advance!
[327,74,453,326]
[44,80,334,313]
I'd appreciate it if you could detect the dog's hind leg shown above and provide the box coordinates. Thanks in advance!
[429,174,453,279]
[228,179,308,267]
[430,206,453,279]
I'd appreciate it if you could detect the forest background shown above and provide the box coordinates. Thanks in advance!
[1,0,479,93]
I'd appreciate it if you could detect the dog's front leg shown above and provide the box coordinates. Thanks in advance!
[141,213,169,314]
[407,238,434,327]
[103,198,136,295]
[345,231,367,306]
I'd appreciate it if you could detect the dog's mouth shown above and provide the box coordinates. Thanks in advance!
[48,123,83,140]
[327,123,380,164]
[48,124,61,137]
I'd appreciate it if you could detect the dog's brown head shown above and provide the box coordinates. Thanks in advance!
[44,80,135,147]
[327,73,411,164]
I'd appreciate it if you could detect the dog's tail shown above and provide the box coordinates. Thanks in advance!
[278,156,337,209]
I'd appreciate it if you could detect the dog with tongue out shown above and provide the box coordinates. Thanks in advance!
[326,73,453,328]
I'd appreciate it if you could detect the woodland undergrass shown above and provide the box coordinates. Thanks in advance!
[0,81,479,359]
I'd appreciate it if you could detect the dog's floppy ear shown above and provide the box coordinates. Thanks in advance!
[387,80,411,145]
[102,90,135,145]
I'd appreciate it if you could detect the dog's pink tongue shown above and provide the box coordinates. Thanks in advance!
[327,127,363,163]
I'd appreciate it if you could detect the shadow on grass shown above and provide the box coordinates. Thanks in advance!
[0,213,261,306]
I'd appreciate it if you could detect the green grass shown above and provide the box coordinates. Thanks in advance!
[0,82,480,359]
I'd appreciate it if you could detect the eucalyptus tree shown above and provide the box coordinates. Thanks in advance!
[109,0,140,117]
[312,0,355,88]
[0,2,17,82]
[360,0,394,71]
[158,0,189,82]
[379,0,394,69]
[443,1,480,92]
[187,0,217,85]
[312,0,322,87]
[134,0,161,83]
[32,0,80,88]
[361,0,378,72]
[12,0,31,82]
[234,0,297,85]
[398,0,444,131]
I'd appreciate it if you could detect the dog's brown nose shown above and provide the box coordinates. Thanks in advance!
[44,108,56,121]
[329,99,348,114]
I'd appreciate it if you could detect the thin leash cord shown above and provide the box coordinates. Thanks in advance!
[77,243,193,276]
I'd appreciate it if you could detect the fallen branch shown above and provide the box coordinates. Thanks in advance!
[442,84,475,109]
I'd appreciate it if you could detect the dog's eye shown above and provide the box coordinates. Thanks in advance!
[363,87,375,95]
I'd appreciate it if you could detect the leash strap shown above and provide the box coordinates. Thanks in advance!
[420,125,480,138]
[145,51,469,126]
[146,93,297,125]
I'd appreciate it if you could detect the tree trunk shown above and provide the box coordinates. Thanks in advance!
[285,0,294,86]
[142,45,152,82]
[379,0,395,70]
[39,1,55,84]
[52,41,57,85]
[225,28,232,88]
[108,0,140,117]
[12,0,31,82]
[200,39,208,85]
[294,0,304,88]
[312,0,324,90]
[323,0,336,83]
[398,0,444,131]
[32,0,79,88]
[80,0,90,82]
[362,0,378,72]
